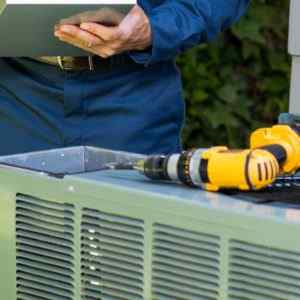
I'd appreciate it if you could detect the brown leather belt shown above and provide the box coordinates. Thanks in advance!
[35,55,131,72]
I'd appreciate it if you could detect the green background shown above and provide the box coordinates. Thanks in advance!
[179,0,290,149]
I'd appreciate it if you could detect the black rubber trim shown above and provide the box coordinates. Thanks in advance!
[200,159,210,184]
[269,161,274,179]
[260,144,287,165]
[245,151,254,190]
[163,155,172,180]
[264,162,269,180]
[257,164,262,181]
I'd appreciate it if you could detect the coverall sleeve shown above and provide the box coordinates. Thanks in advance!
[129,0,250,65]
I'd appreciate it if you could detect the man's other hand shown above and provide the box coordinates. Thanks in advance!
[54,5,152,58]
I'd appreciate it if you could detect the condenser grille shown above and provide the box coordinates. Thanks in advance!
[228,240,300,300]
[152,224,221,300]
[81,208,145,300]
[16,194,75,300]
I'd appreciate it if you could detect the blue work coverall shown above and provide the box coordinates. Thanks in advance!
[0,0,250,156]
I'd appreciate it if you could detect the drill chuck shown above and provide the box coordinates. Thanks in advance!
[136,155,169,180]
[136,150,208,188]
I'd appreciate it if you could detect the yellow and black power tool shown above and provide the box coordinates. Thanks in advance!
[135,114,300,192]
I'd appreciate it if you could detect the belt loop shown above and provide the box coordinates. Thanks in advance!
[88,56,95,71]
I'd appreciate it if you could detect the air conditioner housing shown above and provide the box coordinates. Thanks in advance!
[0,146,300,300]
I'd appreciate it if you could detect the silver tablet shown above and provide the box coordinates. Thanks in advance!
[0,0,135,56]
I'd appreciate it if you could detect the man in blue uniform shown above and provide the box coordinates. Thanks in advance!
[0,0,250,156]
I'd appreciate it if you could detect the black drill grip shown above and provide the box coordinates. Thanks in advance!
[260,144,287,165]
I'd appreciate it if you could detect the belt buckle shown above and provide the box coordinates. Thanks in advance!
[57,56,73,71]
[57,56,95,71]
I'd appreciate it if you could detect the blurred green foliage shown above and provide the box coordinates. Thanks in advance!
[178,0,290,148]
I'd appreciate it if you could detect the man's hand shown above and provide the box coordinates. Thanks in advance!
[54,5,152,58]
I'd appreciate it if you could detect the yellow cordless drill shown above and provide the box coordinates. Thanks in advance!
[136,114,300,191]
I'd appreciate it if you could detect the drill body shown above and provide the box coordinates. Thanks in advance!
[137,124,300,192]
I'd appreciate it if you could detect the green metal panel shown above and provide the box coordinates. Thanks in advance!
[0,189,16,300]
[0,147,300,300]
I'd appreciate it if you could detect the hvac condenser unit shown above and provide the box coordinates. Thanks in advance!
[0,146,300,300]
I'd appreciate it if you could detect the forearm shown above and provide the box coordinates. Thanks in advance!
[130,0,250,64]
